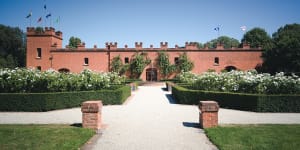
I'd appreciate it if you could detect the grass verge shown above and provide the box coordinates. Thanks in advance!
[0,124,95,150]
[205,124,300,150]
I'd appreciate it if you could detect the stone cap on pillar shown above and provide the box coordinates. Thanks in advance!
[199,101,219,112]
[81,101,102,113]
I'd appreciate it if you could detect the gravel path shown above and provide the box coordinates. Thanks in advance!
[91,85,217,150]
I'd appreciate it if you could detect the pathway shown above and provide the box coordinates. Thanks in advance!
[90,84,217,150]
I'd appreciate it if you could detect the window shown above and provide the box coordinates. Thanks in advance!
[37,48,42,58]
[174,57,179,65]
[37,66,41,71]
[214,57,219,65]
[125,57,129,64]
[84,57,89,65]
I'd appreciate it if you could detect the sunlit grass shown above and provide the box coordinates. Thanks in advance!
[0,124,95,150]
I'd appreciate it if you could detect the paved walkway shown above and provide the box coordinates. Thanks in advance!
[1,84,300,150]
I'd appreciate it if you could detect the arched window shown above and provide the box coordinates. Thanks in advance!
[58,68,70,73]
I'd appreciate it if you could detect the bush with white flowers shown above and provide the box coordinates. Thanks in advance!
[176,70,300,94]
[0,68,126,93]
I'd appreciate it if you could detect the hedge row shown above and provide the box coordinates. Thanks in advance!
[172,84,300,112]
[0,85,131,112]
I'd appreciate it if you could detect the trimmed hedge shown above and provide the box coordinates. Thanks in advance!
[0,85,131,112]
[172,84,300,112]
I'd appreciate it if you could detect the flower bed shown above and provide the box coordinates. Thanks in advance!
[0,68,126,93]
[176,70,300,94]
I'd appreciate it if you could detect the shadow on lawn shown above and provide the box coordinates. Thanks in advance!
[70,123,82,128]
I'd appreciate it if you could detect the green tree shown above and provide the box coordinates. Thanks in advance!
[156,51,176,79]
[262,23,300,73]
[129,52,151,79]
[68,36,81,48]
[242,27,273,50]
[205,36,240,48]
[0,24,25,68]
[111,55,123,74]
[177,52,194,72]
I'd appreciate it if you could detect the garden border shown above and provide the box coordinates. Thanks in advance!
[171,83,300,112]
[0,85,131,112]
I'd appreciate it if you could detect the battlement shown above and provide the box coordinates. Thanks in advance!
[185,42,198,50]
[160,42,168,49]
[26,27,62,39]
[135,42,143,50]
[106,42,118,50]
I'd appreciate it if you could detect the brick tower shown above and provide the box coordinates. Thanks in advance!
[26,27,62,71]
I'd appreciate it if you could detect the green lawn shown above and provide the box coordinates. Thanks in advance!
[0,124,95,150]
[205,124,300,150]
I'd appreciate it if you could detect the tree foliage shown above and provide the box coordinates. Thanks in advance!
[111,55,128,75]
[242,27,273,50]
[68,36,81,48]
[262,23,300,73]
[129,52,151,78]
[156,51,176,78]
[111,55,123,74]
[0,24,25,68]
[205,36,240,48]
[177,52,194,72]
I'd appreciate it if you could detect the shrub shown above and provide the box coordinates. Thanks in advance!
[176,70,300,95]
[172,84,300,112]
[0,68,126,93]
[0,85,131,112]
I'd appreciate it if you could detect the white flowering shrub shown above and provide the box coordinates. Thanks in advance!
[0,68,126,93]
[176,70,300,94]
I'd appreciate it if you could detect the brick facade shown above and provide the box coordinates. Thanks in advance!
[26,27,263,81]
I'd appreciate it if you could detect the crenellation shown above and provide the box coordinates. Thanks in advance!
[185,42,198,50]
[135,42,143,49]
[160,42,168,49]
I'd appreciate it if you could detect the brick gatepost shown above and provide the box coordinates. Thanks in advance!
[81,101,102,132]
[199,101,219,128]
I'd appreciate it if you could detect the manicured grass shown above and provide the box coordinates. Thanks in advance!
[205,124,300,150]
[0,124,95,150]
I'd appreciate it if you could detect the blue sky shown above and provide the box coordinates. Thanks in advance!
[1,0,300,48]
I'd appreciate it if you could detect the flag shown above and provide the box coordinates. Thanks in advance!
[26,12,32,18]
[37,17,42,23]
[240,26,247,31]
[55,16,60,23]
[214,27,220,31]
[46,13,51,18]
[44,4,47,10]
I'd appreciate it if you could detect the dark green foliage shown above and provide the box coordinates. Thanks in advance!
[68,36,81,48]
[205,36,240,48]
[129,52,151,79]
[241,27,273,50]
[263,23,300,73]
[0,24,25,68]
[0,85,131,112]
[177,52,194,72]
[110,55,125,74]
[172,84,300,112]
[156,51,176,79]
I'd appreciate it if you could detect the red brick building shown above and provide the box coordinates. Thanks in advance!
[26,27,263,81]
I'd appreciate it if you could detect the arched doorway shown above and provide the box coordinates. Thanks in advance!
[224,66,237,72]
[58,68,70,73]
[146,68,157,81]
